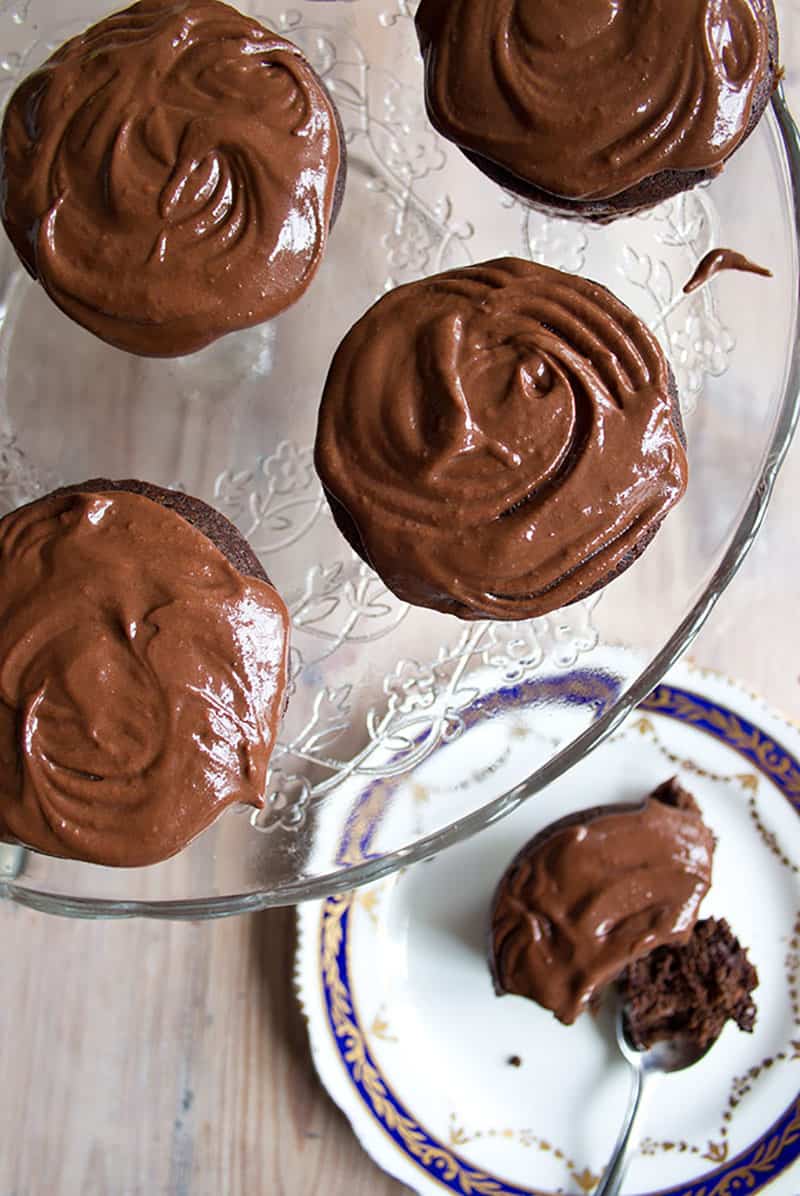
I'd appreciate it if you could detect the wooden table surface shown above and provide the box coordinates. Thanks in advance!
[3,7,800,1195]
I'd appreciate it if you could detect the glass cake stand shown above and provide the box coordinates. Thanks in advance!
[0,0,798,919]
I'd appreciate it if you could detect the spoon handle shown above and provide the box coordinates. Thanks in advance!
[594,1066,648,1196]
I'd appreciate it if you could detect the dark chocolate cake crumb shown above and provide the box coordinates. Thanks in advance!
[618,918,758,1051]
[649,776,702,815]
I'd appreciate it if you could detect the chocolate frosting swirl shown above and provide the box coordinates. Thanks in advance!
[0,488,289,867]
[416,0,771,201]
[0,0,342,356]
[315,259,688,621]
[490,784,715,1024]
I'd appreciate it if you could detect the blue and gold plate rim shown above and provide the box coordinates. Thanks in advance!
[303,666,800,1196]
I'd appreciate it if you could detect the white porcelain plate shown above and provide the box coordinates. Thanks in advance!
[296,659,800,1195]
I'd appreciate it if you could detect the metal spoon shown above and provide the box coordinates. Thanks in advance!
[595,999,714,1196]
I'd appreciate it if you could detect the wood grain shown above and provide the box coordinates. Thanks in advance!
[0,906,408,1195]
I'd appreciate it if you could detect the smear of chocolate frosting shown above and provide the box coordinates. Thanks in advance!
[315,258,688,621]
[0,489,289,867]
[683,247,772,293]
[490,782,715,1025]
[416,0,771,201]
[0,0,342,357]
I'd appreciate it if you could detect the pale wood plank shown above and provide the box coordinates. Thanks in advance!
[0,907,407,1195]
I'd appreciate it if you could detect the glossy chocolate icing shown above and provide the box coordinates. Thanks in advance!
[490,782,715,1024]
[416,0,771,202]
[0,488,289,867]
[683,247,772,293]
[315,258,688,621]
[0,0,342,357]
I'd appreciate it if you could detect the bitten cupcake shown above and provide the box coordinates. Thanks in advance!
[0,0,346,356]
[489,778,759,1047]
[489,780,716,1025]
[415,0,779,221]
[315,258,688,621]
[0,480,290,867]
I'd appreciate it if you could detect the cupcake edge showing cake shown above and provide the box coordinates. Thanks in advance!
[315,258,688,621]
[0,479,290,867]
[618,916,759,1051]
[416,0,779,222]
[0,0,347,357]
[489,779,716,1025]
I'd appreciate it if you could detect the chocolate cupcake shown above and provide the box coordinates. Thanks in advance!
[415,0,779,221]
[0,479,290,867]
[315,258,688,621]
[0,0,346,356]
[489,780,716,1025]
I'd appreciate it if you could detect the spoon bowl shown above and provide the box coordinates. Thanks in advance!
[615,1003,714,1074]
